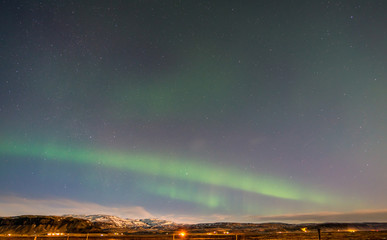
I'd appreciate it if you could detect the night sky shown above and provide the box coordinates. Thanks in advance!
[1,0,387,223]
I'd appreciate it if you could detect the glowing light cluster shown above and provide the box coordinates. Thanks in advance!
[47,233,64,236]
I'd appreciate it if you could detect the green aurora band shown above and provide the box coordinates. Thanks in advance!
[143,182,228,209]
[0,139,336,206]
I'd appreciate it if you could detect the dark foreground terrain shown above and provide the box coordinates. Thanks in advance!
[1,232,387,240]
[2,216,387,239]
[2,216,387,235]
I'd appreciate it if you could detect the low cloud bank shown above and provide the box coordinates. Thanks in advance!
[1,195,386,223]
[0,195,153,219]
[249,210,387,223]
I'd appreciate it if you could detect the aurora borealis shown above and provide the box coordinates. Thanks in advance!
[1,1,387,223]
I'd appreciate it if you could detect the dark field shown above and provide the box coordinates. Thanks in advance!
[2,232,387,240]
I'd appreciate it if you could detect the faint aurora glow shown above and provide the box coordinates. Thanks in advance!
[0,138,341,207]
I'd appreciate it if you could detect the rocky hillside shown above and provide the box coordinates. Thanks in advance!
[63,215,177,230]
[1,215,387,235]
[0,215,101,234]
[0,215,179,234]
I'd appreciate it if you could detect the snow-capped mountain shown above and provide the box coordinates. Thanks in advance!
[63,215,145,228]
[2,215,387,235]
[63,215,176,229]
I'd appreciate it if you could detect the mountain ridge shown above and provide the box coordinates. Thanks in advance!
[1,215,387,235]
[62,214,176,229]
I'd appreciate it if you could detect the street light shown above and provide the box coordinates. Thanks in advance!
[173,231,186,240]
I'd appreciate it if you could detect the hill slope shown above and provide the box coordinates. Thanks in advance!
[0,215,101,234]
[1,215,387,234]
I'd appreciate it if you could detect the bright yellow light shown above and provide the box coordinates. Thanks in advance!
[301,227,307,232]
[179,232,186,237]
[348,229,356,233]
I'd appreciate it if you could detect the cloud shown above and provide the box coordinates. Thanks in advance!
[2,195,386,224]
[158,213,236,224]
[248,209,387,223]
[0,195,153,219]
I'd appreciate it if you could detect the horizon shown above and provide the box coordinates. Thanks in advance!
[1,196,387,224]
[1,0,387,224]
[2,211,387,225]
